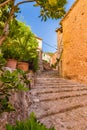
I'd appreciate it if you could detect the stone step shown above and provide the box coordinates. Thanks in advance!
[29,71,87,130]
[34,84,86,89]
[36,78,72,83]
[36,78,87,86]
[30,86,87,95]
[40,95,87,115]
[29,94,87,120]
[36,81,78,84]
[40,106,87,130]
[35,90,87,102]
[35,79,85,85]
[36,78,65,80]
[36,80,86,85]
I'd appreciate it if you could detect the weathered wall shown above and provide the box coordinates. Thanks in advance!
[0,91,30,130]
[0,72,34,130]
[56,28,63,75]
[36,37,43,72]
[61,0,87,83]
[42,53,51,64]
[51,52,57,65]
[57,28,63,55]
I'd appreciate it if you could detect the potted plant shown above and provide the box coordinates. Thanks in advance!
[16,37,38,72]
[1,39,38,72]
[16,43,29,71]
[1,21,38,71]
[1,40,22,69]
[17,61,29,71]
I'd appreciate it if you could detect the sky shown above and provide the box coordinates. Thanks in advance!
[17,0,75,53]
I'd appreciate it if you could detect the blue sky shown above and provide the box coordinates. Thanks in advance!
[17,0,75,52]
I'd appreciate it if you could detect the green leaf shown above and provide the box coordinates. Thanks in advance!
[6,112,55,130]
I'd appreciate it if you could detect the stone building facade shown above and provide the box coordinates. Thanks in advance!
[50,52,58,70]
[56,27,63,75]
[57,0,87,83]
[36,36,43,72]
[51,52,58,65]
[42,52,52,64]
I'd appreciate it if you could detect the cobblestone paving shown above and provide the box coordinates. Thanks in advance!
[29,71,87,130]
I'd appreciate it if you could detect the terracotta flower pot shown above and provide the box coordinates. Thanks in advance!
[17,62,29,71]
[6,59,17,69]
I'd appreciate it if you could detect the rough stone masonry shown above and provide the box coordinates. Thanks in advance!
[0,70,34,130]
[57,0,87,84]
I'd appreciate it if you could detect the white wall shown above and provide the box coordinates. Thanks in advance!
[42,53,51,64]
[37,38,42,51]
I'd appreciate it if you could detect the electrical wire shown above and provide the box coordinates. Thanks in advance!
[43,40,58,50]
[43,43,57,52]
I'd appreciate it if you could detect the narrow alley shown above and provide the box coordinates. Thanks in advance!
[29,71,87,130]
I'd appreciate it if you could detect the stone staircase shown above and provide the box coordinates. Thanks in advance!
[29,71,87,130]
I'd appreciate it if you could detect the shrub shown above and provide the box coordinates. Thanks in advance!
[0,69,29,114]
[6,113,55,130]
[0,52,7,68]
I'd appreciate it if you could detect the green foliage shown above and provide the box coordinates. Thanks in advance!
[1,20,38,61]
[29,55,39,72]
[0,0,67,21]
[0,69,29,114]
[32,55,39,72]
[1,41,21,60]
[0,51,7,68]
[36,0,67,21]
[1,19,39,71]
[0,0,19,36]
[6,112,55,130]
[0,4,9,23]
[0,95,15,113]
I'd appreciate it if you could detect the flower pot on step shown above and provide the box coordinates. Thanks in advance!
[6,59,17,69]
[17,62,29,71]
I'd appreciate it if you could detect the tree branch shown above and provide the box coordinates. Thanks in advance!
[15,0,35,7]
[0,0,12,8]
[0,0,15,46]
[0,0,35,8]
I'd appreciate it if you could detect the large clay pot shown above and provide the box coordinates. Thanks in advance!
[6,59,17,69]
[17,62,29,71]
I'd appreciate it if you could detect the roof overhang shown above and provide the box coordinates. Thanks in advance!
[55,27,62,32]
[36,36,43,41]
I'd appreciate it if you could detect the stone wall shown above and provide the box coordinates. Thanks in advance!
[61,0,87,83]
[0,71,34,130]
[56,28,63,75]
[51,52,58,65]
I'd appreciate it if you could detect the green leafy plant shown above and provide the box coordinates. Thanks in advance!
[0,69,29,114]
[1,20,38,71]
[1,41,21,60]
[0,51,7,68]
[1,20,38,60]
[6,112,55,130]
[29,55,39,72]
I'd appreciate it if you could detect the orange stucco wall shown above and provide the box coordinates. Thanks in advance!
[61,0,87,83]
